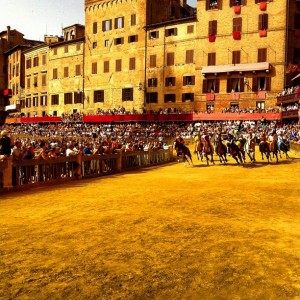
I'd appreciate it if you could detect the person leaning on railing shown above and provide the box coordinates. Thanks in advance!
[0,130,12,161]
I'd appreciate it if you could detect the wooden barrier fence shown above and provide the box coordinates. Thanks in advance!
[0,147,174,193]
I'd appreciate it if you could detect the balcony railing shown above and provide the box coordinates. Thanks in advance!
[282,110,299,118]
[277,93,300,105]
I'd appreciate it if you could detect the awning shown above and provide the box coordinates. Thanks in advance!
[291,73,300,81]
[202,62,270,74]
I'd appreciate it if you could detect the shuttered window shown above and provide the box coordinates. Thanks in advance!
[226,78,244,92]
[208,20,217,36]
[116,59,122,72]
[258,14,268,30]
[131,14,136,26]
[42,74,46,86]
[94,90,104,103]
[186,50,194,64]
[182,93,194,102]
[122,88,133,101]
[102,19,112,31]
[75,65,81,76]
[64,66,69,78]
[129,57,136,70]
[167,52,174,66]
[115,17,124,29]
[146,92,158,103]
[232,51,241,64]
[208,53,216,66]
[202,79,220,93]
[150,55,156,67]
[93,22,98,34]
[104,61,109,73]
[187,25,194,34]
[148,78,158,87]
[183,76,195,86]
[51,95,59,105]
[252,77,271,91]
[257,48,267,62]
[92,62,97,74]
[233,17,242,32]
[165,77,176,87]
[53,68,58,79]
[64,93,73,105]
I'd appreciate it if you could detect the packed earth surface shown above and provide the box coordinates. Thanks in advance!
[1,147,300,300]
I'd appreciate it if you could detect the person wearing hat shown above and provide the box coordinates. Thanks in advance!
[0,130,12,161]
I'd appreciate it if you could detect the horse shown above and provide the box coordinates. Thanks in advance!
[202,135,215,166]
[227,141,244,165]
[244,135,256,163]
[174,140,193,167]
[259,141,271,163]
[269,137,279,163]
[194,138,204,161]
[215,134,227,165]
[279,139,290,159]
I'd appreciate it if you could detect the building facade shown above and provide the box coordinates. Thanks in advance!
[1,0,300,118]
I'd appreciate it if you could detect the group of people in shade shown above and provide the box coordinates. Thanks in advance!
[0,118,299,165]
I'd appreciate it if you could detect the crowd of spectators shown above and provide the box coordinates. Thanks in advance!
[1,118,300,163]
[221,107,280,114]
[278,85,300,97]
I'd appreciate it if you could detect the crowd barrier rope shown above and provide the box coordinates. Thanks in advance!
[0,147,174,193]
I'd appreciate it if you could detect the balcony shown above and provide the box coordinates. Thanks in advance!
[206,93,215,101]
[276,93,300,105]
[234,5,241,14]
[282,110,299,119]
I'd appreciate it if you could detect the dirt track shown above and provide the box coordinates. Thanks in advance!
[1,149,300,300]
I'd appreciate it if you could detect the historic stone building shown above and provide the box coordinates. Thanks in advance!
[2,0,300,117]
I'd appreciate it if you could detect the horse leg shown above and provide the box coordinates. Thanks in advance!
[233,155,240,165]
[205,154,209,166]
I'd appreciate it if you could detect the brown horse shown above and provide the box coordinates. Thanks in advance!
[259,141,271,163]
[174,140,193,167]
[227,141,244,165]
[269,138,279,163]
[215,135,227,165]
[194,139,204,161]
[202,136,215,166]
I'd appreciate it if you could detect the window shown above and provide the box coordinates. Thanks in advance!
[165,28,178,36]
[122,88,133,101]
[25,97,31,108]
[256,101,265,109]
[33,96,38,107]
[104,40,110,47]
[167,52,174,66]
[187,25,194,34]
[150,55,156,67]
[64,92,73,105]
[148,78,158,87]
[227,78,244,92]
[33,57,39,67]
[232,51,241,64]
[186,50,194,64]
[102,19,112,31]
[76,43,81,51]
[93,22,98,34]
[208,53,216,66]
[114,37,124,45]
[42,74,46,86]
[115,17,124,29]
[104,61,109,73]
[295,13,300,29]
[53,48,57,55]
[26,58,31,69]
[208,20,217,36]
[94,90,104,103]
[146,92,158,103]
[131,14,136,26]
[149,31,159,39]
[64,66,69,77]
[252,77,271,91]
[75,65,81,76]
[27,77,30,88]
[42,54,46,65]
[182,93,194,102]
[116,59,122,72]
[206,0,220,10]
[164,94,176,103]
[74,92,83,104]
[229,0,243,7]
[64,45,68,53]
[165,77,176,87]
[40,95,47,106]
[233,17,242,32]
[202,79,220,93]
[129,57,136,70]
[53,68,58,79]
[51,94,59,105]
[258,48,267,62]
[183,76,195,86]
[128,35,138,43]
[92,62,97,74]
[33,76,38,87]
[258,14,268,30]
[93,42,97,49]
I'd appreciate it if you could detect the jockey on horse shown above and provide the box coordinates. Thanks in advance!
[174,134,193,166]
[194,131,203,161]
[202,132,215,165]
[259,130,271,162]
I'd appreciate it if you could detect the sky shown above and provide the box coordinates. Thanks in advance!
[1,0,196,41]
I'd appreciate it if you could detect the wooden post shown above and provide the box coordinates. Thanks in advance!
[117,150,122,172]
[3,157,13,190]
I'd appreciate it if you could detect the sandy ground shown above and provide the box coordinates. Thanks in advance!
[0,148,300,300]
